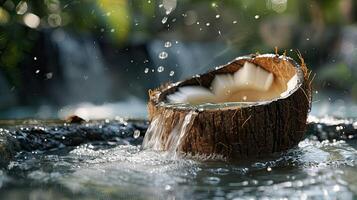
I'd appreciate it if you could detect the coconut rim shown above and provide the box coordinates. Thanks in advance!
[151,54,304,111]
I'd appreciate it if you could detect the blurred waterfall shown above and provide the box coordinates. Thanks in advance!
[50,29,110,105]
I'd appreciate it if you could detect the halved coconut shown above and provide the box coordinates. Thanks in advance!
[144,53,311,159]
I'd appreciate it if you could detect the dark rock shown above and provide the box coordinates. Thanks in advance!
[0,120,148,168]
[65,115,86,124]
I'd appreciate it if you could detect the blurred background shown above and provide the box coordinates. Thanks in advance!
[0,0,356,119]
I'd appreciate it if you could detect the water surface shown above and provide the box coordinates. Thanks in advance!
[0,117,356,199]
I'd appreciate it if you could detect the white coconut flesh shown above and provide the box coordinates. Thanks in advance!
[167,62,298,104]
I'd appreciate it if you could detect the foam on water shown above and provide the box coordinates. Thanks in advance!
[30,137,357,199]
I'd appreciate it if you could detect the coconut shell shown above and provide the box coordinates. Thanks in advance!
[145,54,312,159]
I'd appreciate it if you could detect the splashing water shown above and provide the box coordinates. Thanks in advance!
[0,116,357,199]
[142,111,197,158]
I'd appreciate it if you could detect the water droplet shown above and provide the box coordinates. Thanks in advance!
[164,185,172,191]
[158,51,168,59]
[157,66,165,72]
[16,1,28,15]
[33,57,37,60]
[211,2,218,8]
[254,15,260,19]
[164,41,172,48]
[35,69,40,74]
[175,41,179,44]
[169,70,175,76]
[218,30,221,35]
[110,28,115,32]
[46,72,53,79]
[161,16,168,24]
[196,21,200,25]
[306,38,310,41]
[159,4,163,8]
[203,176,220,185]
[206,22,210,26]
[83,75,88,80]
[215,14,220,19]
[242,181,249,186]
[144,68,149,73]
[133,130,141,139]
[151,69,155,72]
[333,185,340,192]
[233,20,237,24]
[267,167,272,171]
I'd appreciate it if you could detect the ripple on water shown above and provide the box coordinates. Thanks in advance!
[65,137,356,198]
[1,117,357,199]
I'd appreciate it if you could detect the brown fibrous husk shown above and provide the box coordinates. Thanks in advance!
[147,53,312,159]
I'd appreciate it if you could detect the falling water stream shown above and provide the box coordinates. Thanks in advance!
[142,111,197,158]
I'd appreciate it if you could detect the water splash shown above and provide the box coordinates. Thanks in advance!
[142,111,198,158]
[1,117,357,199]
